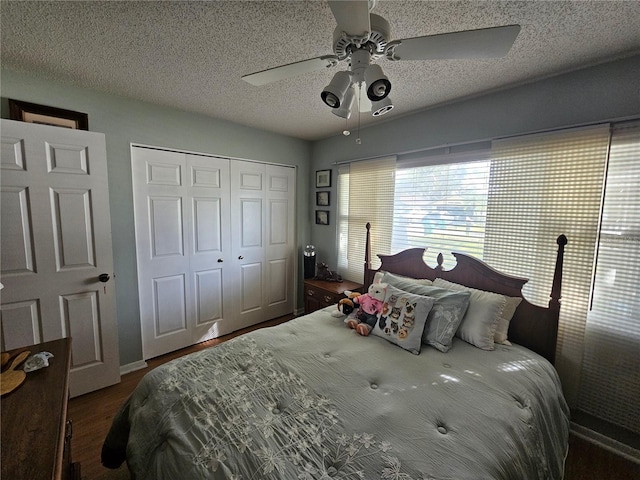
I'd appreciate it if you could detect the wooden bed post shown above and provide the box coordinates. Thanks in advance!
[363,222,372,288]
[550,234,568,312]
[546,234,567,364]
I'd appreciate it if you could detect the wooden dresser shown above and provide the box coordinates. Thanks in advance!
[304,278,364,314]
[1,338,80,480]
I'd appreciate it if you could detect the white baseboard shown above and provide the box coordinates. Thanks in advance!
[120,360,148,376]
[570,422,640,464]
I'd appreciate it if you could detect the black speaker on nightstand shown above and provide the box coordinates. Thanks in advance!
[303,245,316,279]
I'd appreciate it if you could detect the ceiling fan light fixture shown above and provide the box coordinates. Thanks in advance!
[364,64,391,101]
[332,84,355,119]
[321,71,351,108]
[371,96,394,116]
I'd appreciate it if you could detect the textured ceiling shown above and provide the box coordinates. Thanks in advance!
[2,1,640,141]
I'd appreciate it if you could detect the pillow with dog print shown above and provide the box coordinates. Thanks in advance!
[371,285,435,354]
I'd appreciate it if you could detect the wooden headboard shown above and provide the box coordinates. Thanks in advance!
[363,223,567,364]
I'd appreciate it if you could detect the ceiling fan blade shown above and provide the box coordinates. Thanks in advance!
[386,25,521,61]
[242,55,339,86]
[329,0,371,38]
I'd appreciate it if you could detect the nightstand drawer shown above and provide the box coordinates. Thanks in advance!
[306,288,340,305]
[303,279,363,314]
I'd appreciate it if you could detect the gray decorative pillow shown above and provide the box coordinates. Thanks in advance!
[377,271,433,287]
[371,285,435,355]
[381,273,471,352]
[432,278,508,350]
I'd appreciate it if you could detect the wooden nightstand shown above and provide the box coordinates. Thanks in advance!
[1,338,79,480]
[304,278,364,314]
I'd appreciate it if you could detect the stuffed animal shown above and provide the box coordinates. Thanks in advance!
[331,291,362,317]
[346,282,388,336]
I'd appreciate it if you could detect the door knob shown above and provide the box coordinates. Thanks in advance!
[98,273,110,282]
[217,258,224,263]
[238,256,244,260]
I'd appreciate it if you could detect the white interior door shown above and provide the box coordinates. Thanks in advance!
[132,147,232,359]
[0,119,120,397]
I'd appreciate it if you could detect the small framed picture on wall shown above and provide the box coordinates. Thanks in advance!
[316,169,332,188]
[316,191,330,207]
[9,99,89,130]
[315,210,330,225]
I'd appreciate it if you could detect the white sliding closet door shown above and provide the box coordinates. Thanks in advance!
[230,162,295,329]
[132,148,295,360]
[132,147,231,359]
[264,164,296,319]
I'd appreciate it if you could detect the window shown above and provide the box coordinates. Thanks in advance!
[392,158,490,269]
[578,122,640,434]
[337,156,396,282]
[483,125,611,409]
[337,122,640,440]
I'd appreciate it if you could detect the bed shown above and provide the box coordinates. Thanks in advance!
[102,224,570,479]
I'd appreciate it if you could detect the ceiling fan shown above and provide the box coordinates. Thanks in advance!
[242,0,520,119]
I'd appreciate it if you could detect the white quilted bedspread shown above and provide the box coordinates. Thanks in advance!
[103,307,569,480]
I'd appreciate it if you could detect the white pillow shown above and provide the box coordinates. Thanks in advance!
[372,271,386,284]
[494,296,523,345]
[432,278,507,350]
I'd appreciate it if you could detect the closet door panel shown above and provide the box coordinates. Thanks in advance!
[186,154,231,342]
[132,148,192,359]
[264,165,296,318]
[230,161,267,328]
[240,262,263,313]
[133,147,294,357]
[192,198,222,253]
[240,198,263,247]
[194,269,223,325]
[149,196,184,258]
[267,258,288,305]
[152,274,187,336]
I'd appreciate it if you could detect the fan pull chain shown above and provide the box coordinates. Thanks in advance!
[356,83,362,145]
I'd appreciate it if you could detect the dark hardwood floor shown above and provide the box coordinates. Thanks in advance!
[69,314,640,479]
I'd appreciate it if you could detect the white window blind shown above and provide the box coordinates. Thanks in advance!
[337,156,396,282]
[578,122,640,433]
[485,125,612,406]
[392,157,490,269]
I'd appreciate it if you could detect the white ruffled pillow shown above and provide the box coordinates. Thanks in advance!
[494,296,523,345]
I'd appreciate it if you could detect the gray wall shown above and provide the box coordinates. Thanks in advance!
[309,54,640,267]
[1,68,312,367]
[2,55,639,368]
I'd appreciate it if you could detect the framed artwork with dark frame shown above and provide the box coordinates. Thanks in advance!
[315,169,332,188]
[9,99,89,130]
[316,191,330,207]
[315,210,330,225]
